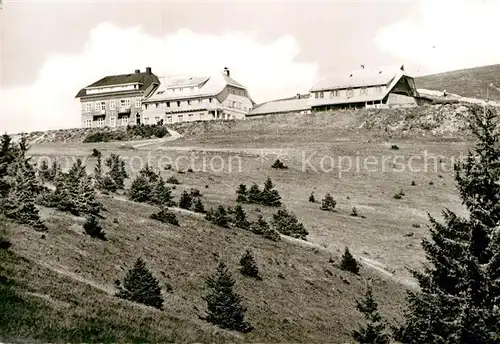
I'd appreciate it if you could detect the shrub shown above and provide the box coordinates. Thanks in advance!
[105,153,128,190]
[260,177,281,207]
[350,207,359,217]
[128,175,151,203]
[150,207,179,226]
[190,188,202,197]
[206,205,230,228]
[247,183,261,204]
[193,198,206,213]
[203,262,252,332]
[391,144,399,150]
[250,215,269,235]
[411,181,416,186]
[320,193,337,211]
[236,184,248,203]
[38,160,52,182]
[187,167,194,173]
[178,191,193,210]
[240,250,260,279]
[340,247,359,274]
[116,258,163,309]
[309,192,316,203]
[83,215,106,240]
[271,208,308,240]
[166,176,180,185]
[153,125,168,138]
[271,159,288,169]
[393,193,402,200]
[233,204,250,229]
[353,285,390,344]
[91,148,101,157]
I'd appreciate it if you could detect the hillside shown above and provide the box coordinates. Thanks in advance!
[415,64,500,101]
[1,194,406,343]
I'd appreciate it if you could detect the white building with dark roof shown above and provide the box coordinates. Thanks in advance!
[308,64,420,111]
[141,67,254,124]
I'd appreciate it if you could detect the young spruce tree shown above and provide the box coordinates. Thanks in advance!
[353,284,390,344]
[398,105,500,344]
[203,261,252,332]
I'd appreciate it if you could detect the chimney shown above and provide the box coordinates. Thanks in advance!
[146,67,152,75]
[223,67,230,77]
[135,69,140,74]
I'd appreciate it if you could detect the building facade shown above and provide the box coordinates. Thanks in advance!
[141,68,253,124]
[307,65,420,111]
[75,67,160,128]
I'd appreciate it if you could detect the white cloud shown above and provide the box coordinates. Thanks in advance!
[1,23,318,134]
[374,0,500,75]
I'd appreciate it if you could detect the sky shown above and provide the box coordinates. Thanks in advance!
[1,0,499,134]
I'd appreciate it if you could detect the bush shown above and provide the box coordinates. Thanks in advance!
[393,189,405,199]
[105,154,128,190]
[178,191,193,210]
[240,250,260,279]
[350,207,359,217]
[233,204,250,229]
[203,262,252,332]
[340,247,359,274]
[116,258,163,309]
[271,159,288,169]
[83,215,106,240]
[153,125,168,138]
[193,198,206,213]
[390,144,399,150]
[236,184,248,203]
[247,184,261,204]
[91,148,101,157]
[320,193,336,211]
[190,188,202,197]
[411,181,416,186]
[206,205,230,228]
[271,208,308,240]
[166,176,180,185]
[309,192,316,203]
[150,207,179,226]
[128,166,174,206]
[237,178,281,207]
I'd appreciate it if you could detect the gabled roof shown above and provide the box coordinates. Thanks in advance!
[249,95,310,116]
[144,72,248,103]
[311,64,406,91]
[75,71,160,98]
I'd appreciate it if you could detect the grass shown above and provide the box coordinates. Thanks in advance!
[3,104,483,342]
[416,64,500,101]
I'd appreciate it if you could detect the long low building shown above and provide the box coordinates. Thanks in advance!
[308,64,421,111]
[248,94,311,118]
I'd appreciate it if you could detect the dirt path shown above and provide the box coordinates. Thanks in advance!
[132,127,183,149]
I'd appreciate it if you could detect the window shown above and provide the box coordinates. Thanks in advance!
[166,101,170,107]
[330,90,339,97]
[135,98,141,108]
[179,88,183,92]
[85,103,92,113]
[198,99,202,104]
[84,119,92,127]
[320,92,324,98]
[120,99,131,108]
[157,90,165,95]
[109,100,116,111]
[121,117,128,126]
[144,103,149,109]
[176,101,181,107]
[144,117,149,124]
[187,100,191,105]
[166,115,172,123]
[95,101,105,111]
[315,92,319,99]
[190,87,194,91]
[209,98,213,103]
[110,116,116,127]
[346,88,354,97]
[375,86,382,93]
[96,118,105,128]
[188,113,193,117]
[360,87,367,95]
[178,114,183,122]
[155,103,159,108]
[154,116,160,124]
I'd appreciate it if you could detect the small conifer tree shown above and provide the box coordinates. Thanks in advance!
[128,174,151,203]
[203,262,252,332]
[150,177,175,206]
[260,177,282,207]
[93,154,103,188]
[116,258,163,309]
[178,190,193,209]
[240,250,260,279]
[206,205,230,228]
[233,204,250,228]
[38,160,51,182]
[309,192,316,203]
[150,206,179,226]
[105,153,128,189]
[320,192,337,211]
[340,246,359,274]
[271,208,308,240]
[193,198,206,213]
[247,183,261,204]
[353,284,390,344]
[83,214,106,240]
[236,184,248,203]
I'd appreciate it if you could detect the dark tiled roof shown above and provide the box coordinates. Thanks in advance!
[75,72,160,98]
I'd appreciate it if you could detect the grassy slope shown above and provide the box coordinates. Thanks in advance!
[415,64,500,101]
[1,194,406,343]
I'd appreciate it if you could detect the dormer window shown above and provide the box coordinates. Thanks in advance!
[360,87,367,95]
[346,88,354,97]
